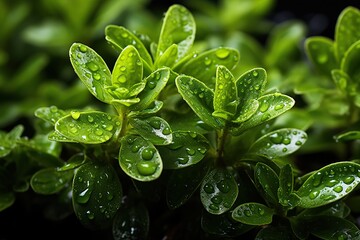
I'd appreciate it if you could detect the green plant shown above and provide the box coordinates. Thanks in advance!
[2,3,360,240]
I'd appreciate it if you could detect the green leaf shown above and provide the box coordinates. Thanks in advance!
[309,216,360,240]
[30,168,73,194]
[0,125,24,158]
[72,161,122,230]
[131,68,170,111]
[129,116,172,145]
[159,131,209,169]
[157,4,195,62]
[331,69,349,94]
[119,134,163,181]
[69,43,113,103]
[201,211,254,237]
[129,101,163,118]
[234,68,267,123]
[34,106,69,125]
[57,153,86,171]
[341,40,360,83]
[254,162,279,206]
[0,192,15,212]
[55,111,121,144]
[248,128,307,158]
[231,93,295,135]
[154,44,178,68]
[200,168,238,215]
[105,25,153,67]
[166,159,211,209]
[112,202,149,240]
[213,66,238,120]
[278,164,300,208]
[232,202,274,225]
[296,162,360,208]
[48,131,77,143]
[176,75,225,129]
[305,37,337,75]
[335,6,360,61]
[179,47,240,88]
[298,201,350,219]
[110,45,143,99]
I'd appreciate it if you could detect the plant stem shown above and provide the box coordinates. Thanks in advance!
[215,126,229,167]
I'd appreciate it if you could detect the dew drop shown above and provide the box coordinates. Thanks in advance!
[106,191,114,201]
[105,124,113,131]
[95,129,103,136]
[136,162,157,176]
[178,157,189,164]
[259,101,269,112]
[258,208,265,215]
[120,66,126,72]
[50,105,58,112]
[295,141,302,146]
[275,104,284,110]
[86,210,94,220]
[204,57,212,66]
[282,138,291,145]
[118,74,127,83]
[211,196,223,204]
[343,176,355,184]
[131,144,141,153]
[215,48,230,59]
[93,73,101,80]
[203,183,214,194]
[333,186,343,193]
[270,133,283,144]
[309,190,319,199]
[218,83,224,90]
[162,127,171,135]
[261,113,270,121]
[282,148,288,152]
[186,148,196,156]
[71,111,80,120]
[217,180,230,193]
[79,45,87,52]
[147,81,156,89]
[317,54,328,64]
[70,127,78,133]
[326,179,338,187]
[244,209,252,217]
[188,132,197,138]
[252,70,259,77]
[209,204,219,211]
[87,62,99,72]
[197,147,207,154]
[76,187,92,204]
[141,148,154,160]
[87,115,94,123]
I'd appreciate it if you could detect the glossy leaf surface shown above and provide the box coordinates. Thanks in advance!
[154,44,178,68]
[119,134,163,181]
[335,6,360,61]
[231,93,294,135]
[157,4,195,62]
[69,43,113,103]
[72,162,122,229]
[200,168,238,215]
[159,131,209,169]
[254,162,279,205]
[296,162,360,208]
[176,75,225,129]
[129,116,172,145]
[111,45,143,98]
[213,66,238,120]
[248,128,307,158]
[34,106,69,125]
[232,202,274,225]
[278,164,300,208]
[0,125,24,158]
[112,202,149,240]
[30,168,73,194]
[341,40,360,83]
[55,111,120,144]
[166,159,210,209]
[179,47,240,88]
[0,192,15,212]
[131,68,170,111]
[105,25,153,67]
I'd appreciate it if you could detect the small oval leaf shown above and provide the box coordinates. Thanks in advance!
[69,43,113,103]
[55,111,121,144]
[254,162,279,205]
[296,162,360,208]
[176,75,225,129]
[200,168,238,215]
[232,202,274,226]
[34,106,69,125]
[30,168,73,194]
[72,162,122,230]
[248,128,307,158]
[157,4,195,62]
[119,135,163,181]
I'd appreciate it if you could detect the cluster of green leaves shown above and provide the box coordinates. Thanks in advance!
[2,3,360,240]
